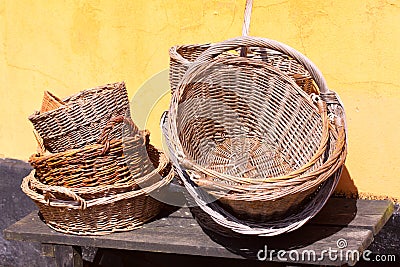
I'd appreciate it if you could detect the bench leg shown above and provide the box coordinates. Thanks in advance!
[42,244,83,267]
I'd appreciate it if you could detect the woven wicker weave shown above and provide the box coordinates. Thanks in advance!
[29,116,155,188]
[169,45,317,96]
[29,82,131,153]
[200,117,346,221]
[168,54,329,218]
[169,44,212,94]
[29,142,165,201]
[164,36,347,235]
[21,153,174,235]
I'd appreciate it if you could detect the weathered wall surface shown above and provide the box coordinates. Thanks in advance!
[0,0,399,199]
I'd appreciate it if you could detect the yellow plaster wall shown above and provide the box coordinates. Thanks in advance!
[0,0,399,200]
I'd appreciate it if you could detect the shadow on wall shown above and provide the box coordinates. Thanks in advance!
[0,158,53,267]
[334,165,359,198]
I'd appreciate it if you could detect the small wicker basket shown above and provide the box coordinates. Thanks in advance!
[29,116,155,188]
[29,81,131,153]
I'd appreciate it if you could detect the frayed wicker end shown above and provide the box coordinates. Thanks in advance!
[40,91,65,113]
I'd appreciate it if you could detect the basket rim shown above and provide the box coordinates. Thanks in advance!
[193,36,330,94]
[167,55,329,182]
[28,81,127,119]
[180,165,344,236]
[22,153,174,209]
[169,43,212,65]
[170,42,314,78]
[28,149,170,195]
[29,125,147,164]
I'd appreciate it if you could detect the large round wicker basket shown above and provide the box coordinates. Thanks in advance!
[164,36,347,236]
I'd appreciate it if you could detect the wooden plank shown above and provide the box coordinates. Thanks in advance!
[41,243,55,257]
[3,210,374,266]
[309,198,394,234]
[190,212,374,267]
[3,198,393,266]
[165,207,193,219]
[164,198,395,236]
[3,212,240,258]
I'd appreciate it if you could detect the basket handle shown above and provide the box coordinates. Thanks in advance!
[22,173,88,209]
[43,185,88,210]
[194,36,330,94]
[97,115,140,144]
[97,115,145,154]
[240,0,253,57]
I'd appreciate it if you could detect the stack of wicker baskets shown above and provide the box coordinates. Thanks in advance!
[163,1,347,237]
[22,82,173,235]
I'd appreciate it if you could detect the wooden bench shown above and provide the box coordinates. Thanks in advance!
[3,198,394,267]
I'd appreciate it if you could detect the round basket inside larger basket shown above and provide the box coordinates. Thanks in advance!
[176,56,324,178]
[172,56,327,220]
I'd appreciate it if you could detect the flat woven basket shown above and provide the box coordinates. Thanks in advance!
[29,116,156,188]
[164,36,347,236]
[21,153,174,235]
[29,81,131,153]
